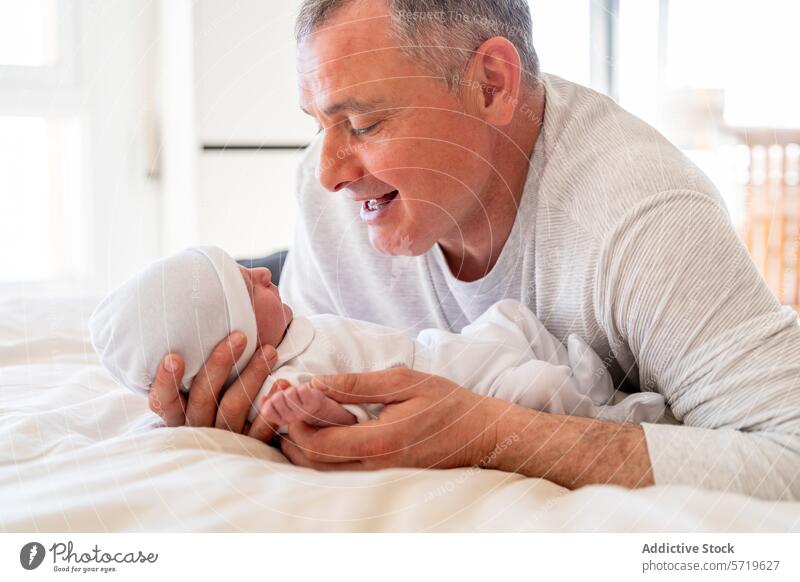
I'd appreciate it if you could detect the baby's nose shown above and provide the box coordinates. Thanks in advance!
[255,267,272,286]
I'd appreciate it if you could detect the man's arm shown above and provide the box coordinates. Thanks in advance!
[597,190,800,499]
[281,368,654,490]
[481,398,654,489]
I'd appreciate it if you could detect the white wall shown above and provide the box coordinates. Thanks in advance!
[198,150,305,259]
[194,0,315,145]
[82,0,162,294]
[191,0,316,259]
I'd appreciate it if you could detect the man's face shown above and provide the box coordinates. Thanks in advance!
[297,1,496,256]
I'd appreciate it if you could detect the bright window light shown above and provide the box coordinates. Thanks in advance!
[0,0,58,67]
[619,0,800,131]
[529,0,591,86]
[667,0,800,128]
[0,116,85,282]
[615,0,800,231]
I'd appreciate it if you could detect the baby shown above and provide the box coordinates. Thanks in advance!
[89,246,666,431]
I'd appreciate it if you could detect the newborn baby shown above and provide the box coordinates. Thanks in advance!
[89,246,666,431]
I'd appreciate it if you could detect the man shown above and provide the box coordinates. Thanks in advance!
[149,0,800,500]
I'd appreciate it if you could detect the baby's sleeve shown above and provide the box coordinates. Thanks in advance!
[343,404,380,423]
[415,299,622,417]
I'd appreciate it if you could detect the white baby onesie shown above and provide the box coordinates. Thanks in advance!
[252,299,666,425]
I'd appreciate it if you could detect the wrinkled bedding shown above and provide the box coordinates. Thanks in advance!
[1,296,798,532]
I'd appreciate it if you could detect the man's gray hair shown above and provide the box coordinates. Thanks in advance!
[295,0,540,91]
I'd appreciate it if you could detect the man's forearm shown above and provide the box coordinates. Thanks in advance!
[483,399,655,489]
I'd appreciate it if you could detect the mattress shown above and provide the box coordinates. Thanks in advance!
[1,296,798,532]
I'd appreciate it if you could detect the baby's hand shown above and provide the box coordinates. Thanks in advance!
[260,383,358,427]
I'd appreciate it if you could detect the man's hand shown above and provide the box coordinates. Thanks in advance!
[280,368,498,470]
[148,332,281,442]
[280,367,655,490]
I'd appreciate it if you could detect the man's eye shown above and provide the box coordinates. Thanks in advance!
[350,122,379,136]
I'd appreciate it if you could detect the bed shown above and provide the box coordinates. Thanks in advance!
[2,295,799,532]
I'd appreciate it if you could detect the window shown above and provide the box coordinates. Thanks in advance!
[0,0,86,285]
[665,0,800,129]
[0,116,85,282]
[0,0,58,67]
[613,0,800,305]
[617,0,800,135]
[529,0,592,87]
[615,0,800,229]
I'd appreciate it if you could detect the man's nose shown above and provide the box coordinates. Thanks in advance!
[317,130,363,193]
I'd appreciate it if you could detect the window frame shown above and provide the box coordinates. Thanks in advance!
[0,1,80,90]
[0,1,88,291]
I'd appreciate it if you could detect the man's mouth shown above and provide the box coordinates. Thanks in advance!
[363,190,398,213]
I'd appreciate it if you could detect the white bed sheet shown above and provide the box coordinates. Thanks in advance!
[1,296,798,532]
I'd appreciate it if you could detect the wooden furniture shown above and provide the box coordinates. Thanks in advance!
[732,129,800,311]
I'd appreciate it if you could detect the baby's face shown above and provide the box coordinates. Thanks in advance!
[239,267,294,347]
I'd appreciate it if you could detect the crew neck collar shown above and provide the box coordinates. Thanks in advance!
[274,316,315,367]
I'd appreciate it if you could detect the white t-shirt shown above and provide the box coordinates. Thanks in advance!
[281,73,800,500]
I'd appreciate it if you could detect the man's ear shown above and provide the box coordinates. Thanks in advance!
[460,36,523,127]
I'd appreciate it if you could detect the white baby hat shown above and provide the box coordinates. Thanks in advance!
[89,246,258,395]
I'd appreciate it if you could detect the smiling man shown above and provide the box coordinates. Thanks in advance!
[149,0,800,499]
